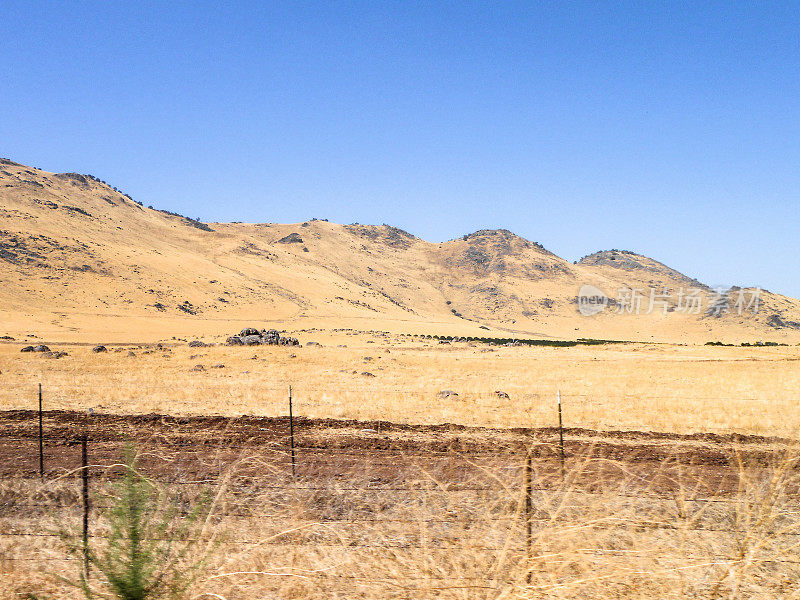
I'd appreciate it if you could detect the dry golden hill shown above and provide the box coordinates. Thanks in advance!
[1,158,798,343]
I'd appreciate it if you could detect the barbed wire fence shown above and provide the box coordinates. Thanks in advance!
[3,385,800,597]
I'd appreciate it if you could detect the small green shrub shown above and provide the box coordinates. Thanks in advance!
[55,449,213,600]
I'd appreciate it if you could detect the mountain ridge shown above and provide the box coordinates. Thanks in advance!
[1,158,798,343]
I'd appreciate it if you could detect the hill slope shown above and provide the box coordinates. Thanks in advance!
[1,158,798,343]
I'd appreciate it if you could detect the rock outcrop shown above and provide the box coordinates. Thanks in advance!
[277,233,303,244]
[225,327,300,346]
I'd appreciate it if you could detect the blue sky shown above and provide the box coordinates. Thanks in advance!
[2,2,798,297]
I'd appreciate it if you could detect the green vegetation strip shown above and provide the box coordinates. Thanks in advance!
[401,334,629,347]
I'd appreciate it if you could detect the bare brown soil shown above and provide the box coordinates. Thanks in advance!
[2,410,796,497]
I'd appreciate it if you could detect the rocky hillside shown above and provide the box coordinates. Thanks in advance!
[578,250,708,289]
[1,158,798,343]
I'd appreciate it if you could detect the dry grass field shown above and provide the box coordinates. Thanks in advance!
[3,412,800,600]
[2,330,799,437]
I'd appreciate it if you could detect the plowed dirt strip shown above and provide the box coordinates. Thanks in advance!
[1,410,796,496]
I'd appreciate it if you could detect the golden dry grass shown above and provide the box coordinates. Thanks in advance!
[4,442,800,599]
[2,333,799,436]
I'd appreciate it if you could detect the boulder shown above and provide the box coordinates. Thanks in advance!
[188,340,207,347]
[241,335,263,345]
[226,336,244,346]
[437,390,459,399]
[240,328,260,337]
[190,364,205,372]
[92,345,107,353]
[494,390,510,399]
[20,346,35,352]
[33,345,51,352]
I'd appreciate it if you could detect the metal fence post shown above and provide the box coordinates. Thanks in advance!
[81,435,90,577]
[38,383,44,479]
[289,385,296,478]
[525,448,533,584]
[558,390,565,480]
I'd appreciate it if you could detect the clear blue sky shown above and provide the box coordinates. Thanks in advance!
[2,2,798,297]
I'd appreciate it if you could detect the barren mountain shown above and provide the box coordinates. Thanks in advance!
[1,158,798,343]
